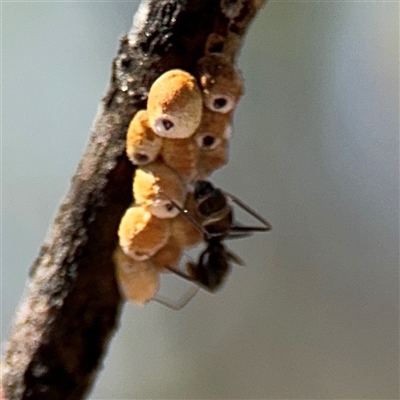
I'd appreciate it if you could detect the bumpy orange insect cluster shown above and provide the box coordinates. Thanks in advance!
[115,50,244,306]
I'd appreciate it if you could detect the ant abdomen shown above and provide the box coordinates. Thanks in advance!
[194,241,230,291]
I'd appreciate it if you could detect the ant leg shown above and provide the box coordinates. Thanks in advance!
[225,249,245,266]
[224,190,272,231]
[153,285,200,310]
[165,265,196,282]
[162,196,205,234]
[229,225,269,233]
[225,232,253,240]
[152,261,201,309]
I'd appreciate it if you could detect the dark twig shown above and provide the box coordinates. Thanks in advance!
[1,1,267,398]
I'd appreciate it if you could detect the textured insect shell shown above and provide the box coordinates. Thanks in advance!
[204,33,226,56]
[147,69,203,139]
[196,140,229,179]
[133,161,187,218]
[151,234,183,272]
[160,136,199,182]
[204,32,239,63]
[113,246,160,305]
[196,54,244,113]
[194,109,232,179]
[125,109,162,165]
[118,205,170,261]
[170,192,203,249]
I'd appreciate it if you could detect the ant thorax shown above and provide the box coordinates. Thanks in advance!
[201,207,233,238]
[193,180,233,237]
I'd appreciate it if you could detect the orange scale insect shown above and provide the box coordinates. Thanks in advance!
[196,54,243,114]
[193,108,232,179]
[133,161,187,219]
[160,136,199,183]
[147,69,203,139]
[125,109,162,166]
[118,205,170,261]
[113,246,160,306]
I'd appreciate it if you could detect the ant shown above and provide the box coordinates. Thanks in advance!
[155,180,271,309]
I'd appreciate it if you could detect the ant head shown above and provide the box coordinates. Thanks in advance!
[194,180,215,200]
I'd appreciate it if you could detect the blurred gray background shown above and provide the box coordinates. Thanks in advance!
[2,1,398,399]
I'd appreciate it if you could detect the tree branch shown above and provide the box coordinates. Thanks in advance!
[1,1,267,399]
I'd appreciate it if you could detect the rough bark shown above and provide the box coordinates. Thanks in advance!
[1,1,267,399]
